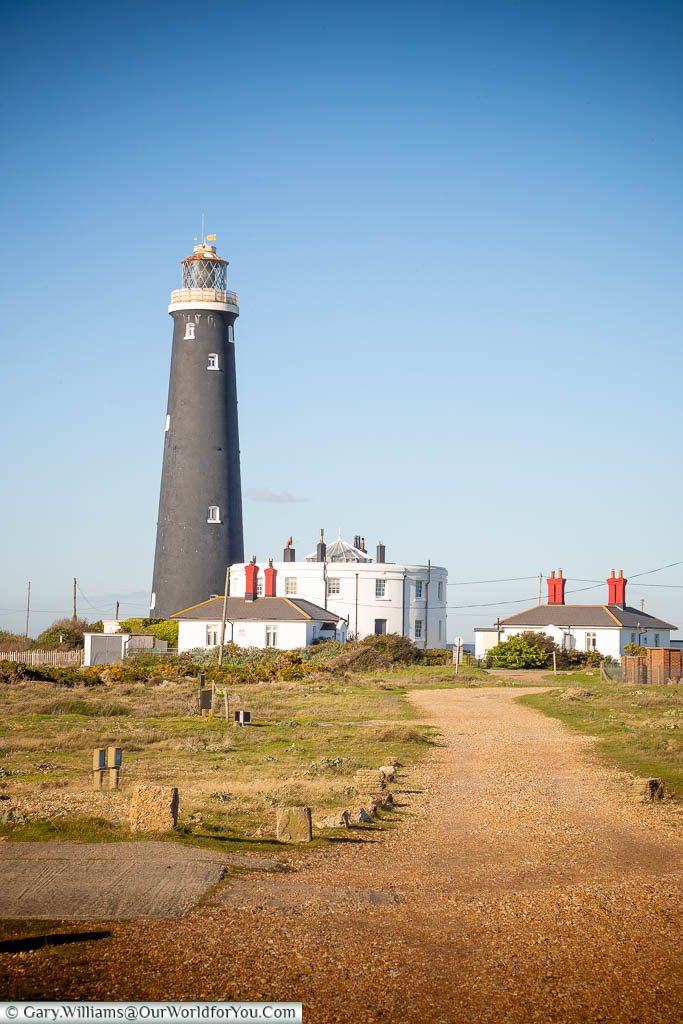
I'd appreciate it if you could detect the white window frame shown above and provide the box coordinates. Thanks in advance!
[207,352,219,370]
[265,624,278,648]
[206,625,219,646]
[375,579,386,598]
[327,577,340,596]
[207,505,221,523]
[415,580,423,599]
[256,579,264,597]
[285,577,297,595]
[585,632,597,651]
[415,619,423,640]
[184,322,196,340]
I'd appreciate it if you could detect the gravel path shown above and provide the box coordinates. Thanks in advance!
[2,687,682,1023]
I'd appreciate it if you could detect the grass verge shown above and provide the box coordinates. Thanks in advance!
[519,670,683,800]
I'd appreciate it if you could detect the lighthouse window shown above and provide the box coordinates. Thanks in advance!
[207,505,221,523]
[184,322,196,340]
[207,353,219,370]
[228,325,234,342]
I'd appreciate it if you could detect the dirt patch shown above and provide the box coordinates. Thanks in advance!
[1,689,682,1024]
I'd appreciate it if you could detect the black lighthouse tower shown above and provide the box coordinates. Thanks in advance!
[151,240,244,618]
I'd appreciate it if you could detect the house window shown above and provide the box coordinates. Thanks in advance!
[206,625,219,646]
[655,633,660,647]
[630,632,636,644]
[585,632,597,651]
[256,579,264,597]
[375,579,386,598]
[642,634,648,645]
[415,619,423,640]
[438,581,443,601]
[374,619,387,636]
[207,353,219,370]
[327,578,340,595]
[265,624,278,648]
[207,505,220,522]
[415,581,423,599]
[285,577,297,595]
[184,322,196,340]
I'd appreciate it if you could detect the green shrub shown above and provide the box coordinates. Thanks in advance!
[488,633,551,669]
[0,661,103,687]
[0,631,35,652]
[34,618,102,650]
[117,618,179,647]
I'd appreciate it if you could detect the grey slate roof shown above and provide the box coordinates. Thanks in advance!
[498,604,676,630]
[171,595,342,624]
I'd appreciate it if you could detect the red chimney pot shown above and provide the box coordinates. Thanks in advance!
[264,559,277,598]
[244,557,259,602]
[547,568,566,605]
[607,568,627,606]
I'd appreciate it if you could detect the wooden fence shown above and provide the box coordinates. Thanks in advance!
[0,649,84,667]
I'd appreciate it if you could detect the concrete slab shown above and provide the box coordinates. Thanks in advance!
[0,841,243,920]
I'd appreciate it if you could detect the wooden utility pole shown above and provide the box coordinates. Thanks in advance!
[25,581,31,638]
[72,577,77,621]
[218,566,230,668]
[538,572,543,606]
[115,600,120,619]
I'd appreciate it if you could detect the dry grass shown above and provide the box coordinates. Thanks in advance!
[0,674,439,844]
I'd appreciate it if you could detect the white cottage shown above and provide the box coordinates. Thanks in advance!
[172,561,346,652]
[474,569,676,662]
[228,533,448,648]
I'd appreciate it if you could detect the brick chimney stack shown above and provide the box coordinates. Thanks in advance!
[547,569,566,605]
[244,556,259,602]
[264,559,277,598]
[607,568,627,607]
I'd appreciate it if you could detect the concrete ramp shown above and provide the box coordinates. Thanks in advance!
[0,841,229,920]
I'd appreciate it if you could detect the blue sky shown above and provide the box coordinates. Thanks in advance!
[1,0,682,639]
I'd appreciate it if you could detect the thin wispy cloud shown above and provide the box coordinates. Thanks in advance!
[247,488,308,504]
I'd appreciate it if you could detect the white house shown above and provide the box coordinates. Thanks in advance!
[228,533,448,649]
[474,569,676,662]
[172,561,347,653]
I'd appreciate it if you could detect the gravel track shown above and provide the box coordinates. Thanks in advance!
[1,687,682,1023]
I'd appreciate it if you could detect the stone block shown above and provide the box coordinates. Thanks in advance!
[276,806,312,843]
[315,812,346,829]
[129,784,179,833]
[354,769,386,793]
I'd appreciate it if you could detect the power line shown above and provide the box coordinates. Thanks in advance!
[448,576,537,587]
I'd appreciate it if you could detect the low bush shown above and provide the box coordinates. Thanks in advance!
[0,661,103,687]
